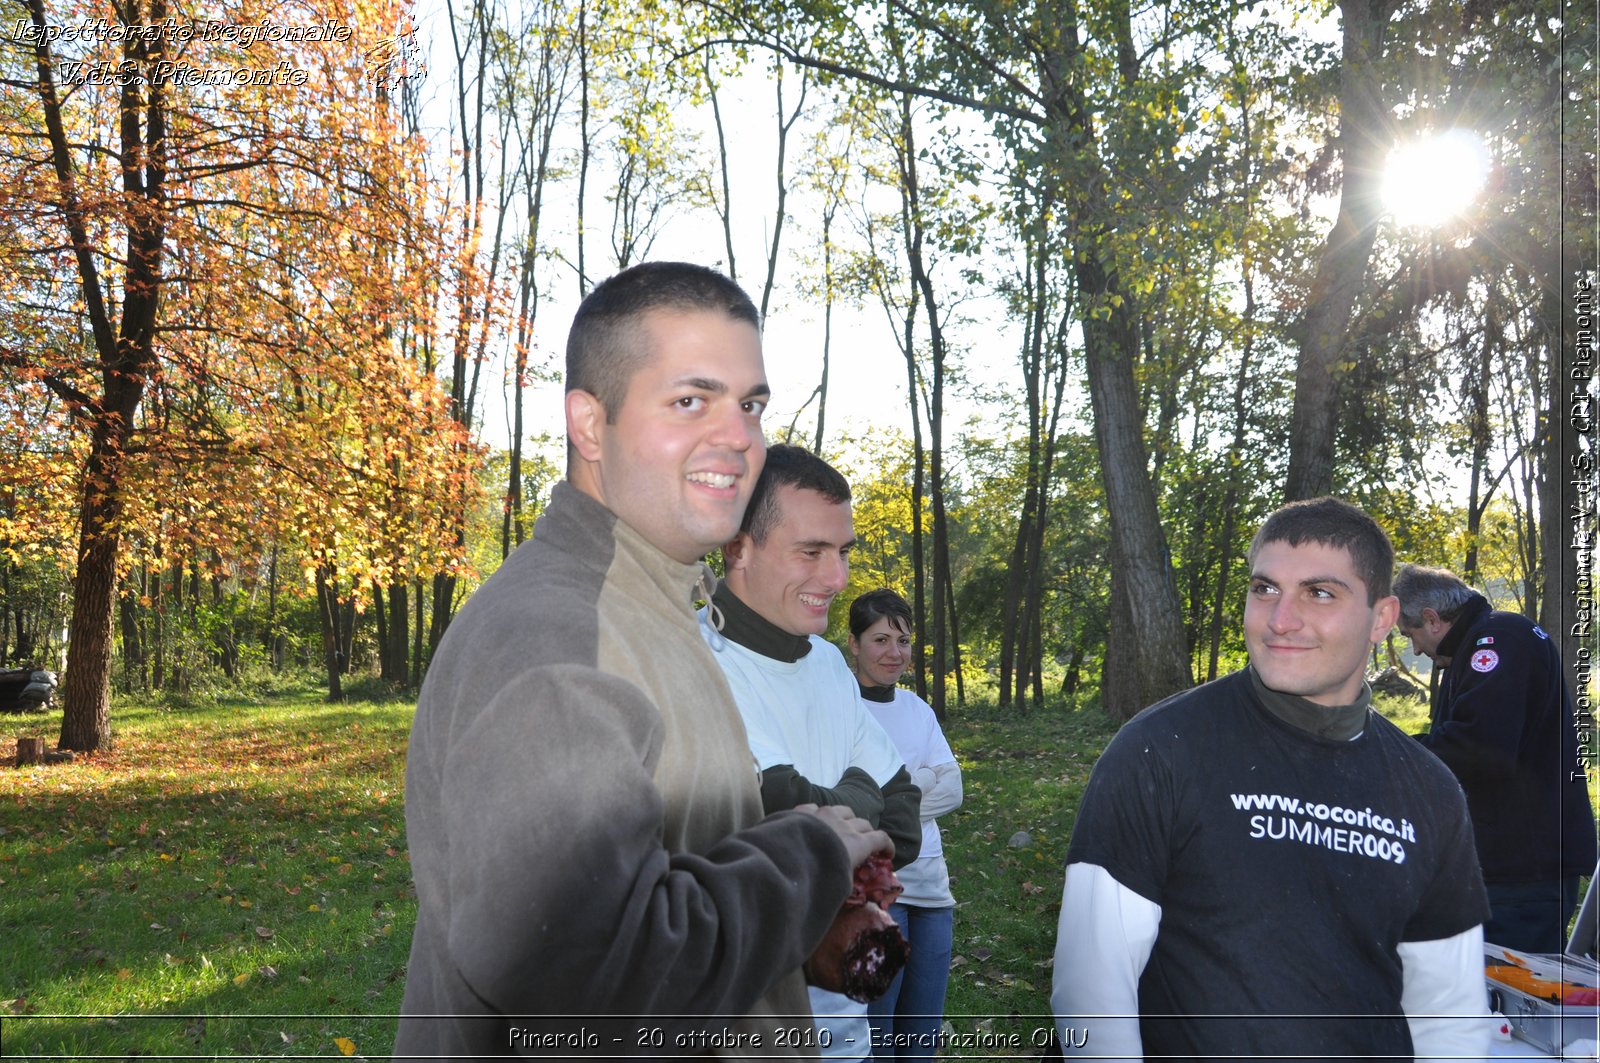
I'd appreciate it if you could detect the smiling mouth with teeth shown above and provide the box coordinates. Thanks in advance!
[686,472,736,489]
[798,594,831,608]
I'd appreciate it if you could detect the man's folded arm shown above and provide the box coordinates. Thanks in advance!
[758,763,886,821]
[877,764,923,868]
[437,665,854,1020]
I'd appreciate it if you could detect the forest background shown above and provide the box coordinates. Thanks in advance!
[1,0,1595,754]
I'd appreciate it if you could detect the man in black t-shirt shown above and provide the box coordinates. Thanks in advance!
[1051,498,1490,1062]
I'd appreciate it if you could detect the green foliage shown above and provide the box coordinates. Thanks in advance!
[828,429,924,638]
[0,554,70,668]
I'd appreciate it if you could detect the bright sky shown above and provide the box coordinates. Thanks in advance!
[400,0,1496,512]
[406,0,1031,467]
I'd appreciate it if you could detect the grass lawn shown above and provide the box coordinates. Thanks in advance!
[1,689,1116,1058]
[935,702,1118,1049]
[0,687,1591,1059]
[0,691,414,1059]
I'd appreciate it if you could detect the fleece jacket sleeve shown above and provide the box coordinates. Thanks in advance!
[758,763,886,822]
[877,764,923,869]
[436,664,854,1024]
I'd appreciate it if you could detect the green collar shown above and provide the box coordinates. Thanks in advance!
[1248,666,1369,741]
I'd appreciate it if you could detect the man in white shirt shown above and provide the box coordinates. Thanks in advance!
[702,444,921,1062]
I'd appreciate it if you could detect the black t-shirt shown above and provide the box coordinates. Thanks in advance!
[1066,670,1489,1060]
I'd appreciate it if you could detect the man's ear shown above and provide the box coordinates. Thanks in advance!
[1371,594,1401,644]
[565,389,605,463]
[722,531,752,572]
[1421,607,1443,630]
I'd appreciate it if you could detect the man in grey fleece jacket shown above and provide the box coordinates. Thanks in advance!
[395,262,891,1058]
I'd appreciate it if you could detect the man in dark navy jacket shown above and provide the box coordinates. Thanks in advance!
[1395,563,1597,953]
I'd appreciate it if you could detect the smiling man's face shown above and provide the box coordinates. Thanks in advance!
[724,484,855,637]
[567,307,769,564]
[1244,538,1399,707]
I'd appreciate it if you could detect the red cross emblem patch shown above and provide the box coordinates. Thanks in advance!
[1471,649,1500,673]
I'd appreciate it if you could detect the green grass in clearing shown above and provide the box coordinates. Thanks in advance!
[1,685,1589,1059]
[936,699,1119,1046]
[0,692,415,1059]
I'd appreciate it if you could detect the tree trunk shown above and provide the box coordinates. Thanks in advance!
[1000,496,1033,709]
[759,65,806,322]
[1541,280,1583,665]
[1464,337,1493,580]
[903,321,929,702]
[944,566,963,713]
[1283,0,1398,501]
[373,581,391,681]
[412,575,427,686]
[0,563,10,664]
[315,566,346,701]
[812,201,834,454]
[150,563,165,691]
[388,582,410,690]
[209,561,236,680]
[166,557,186,694]
[890,223,928,701]
[265,546,283,671]
[706,53,738,282]
[118,576,144,692]
[575,0,591,294]
[1028,0,1191,720]
[1001,235,1048,709]
[1024,388,1063,709]
[1076,259,1193,719]
[430,570,457,661]
[58,425,125,751]
[897,87,953,718]
[32,0,168,750]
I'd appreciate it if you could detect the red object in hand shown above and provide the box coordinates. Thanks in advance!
[805,854,910,1003]
[847,853,904,910]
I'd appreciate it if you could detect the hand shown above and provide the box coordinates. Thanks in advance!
[795,803,892,871]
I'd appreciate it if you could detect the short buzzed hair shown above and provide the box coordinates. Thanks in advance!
[741,444,851,545]
[566,261,760,419]
[1248,497,1395,604]
[1392,564,1480,628]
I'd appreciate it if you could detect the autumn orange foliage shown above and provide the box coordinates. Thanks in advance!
[0,0,477,748]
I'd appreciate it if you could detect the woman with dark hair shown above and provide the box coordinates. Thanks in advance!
[847,589,962,1062]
